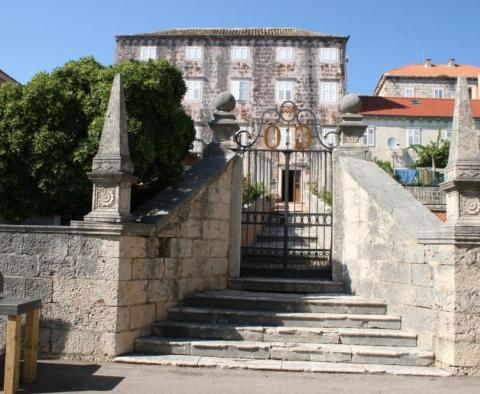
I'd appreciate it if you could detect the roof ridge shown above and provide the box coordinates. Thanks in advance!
[116,27,349,39]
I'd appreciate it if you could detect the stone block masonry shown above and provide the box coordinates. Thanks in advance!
[334,156,480,375]
[0,153,241,360]
[115,29,349,147]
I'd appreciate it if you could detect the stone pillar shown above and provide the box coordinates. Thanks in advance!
[207,92,242,278]
[441,77,480,233]
[419,77,480,374]
[84,74,137,223]
[332,94,368,283]
[206,92,240,156]
[335,94,368,159]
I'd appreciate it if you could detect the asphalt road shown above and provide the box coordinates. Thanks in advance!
[10,360,480,394]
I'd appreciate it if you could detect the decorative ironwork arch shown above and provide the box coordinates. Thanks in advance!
[235,101,339,151]
[237,101,336,279]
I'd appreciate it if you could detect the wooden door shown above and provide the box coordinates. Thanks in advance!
[293,170,301,202]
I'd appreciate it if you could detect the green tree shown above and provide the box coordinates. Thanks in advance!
[411,131,450,172]
[0,57,195,222]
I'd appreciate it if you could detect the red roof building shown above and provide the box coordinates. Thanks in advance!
[358,95,480,169]
[374,59,480,99]
[360,96,480,118]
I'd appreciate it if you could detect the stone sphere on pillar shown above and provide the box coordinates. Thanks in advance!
[338,94,362,114]
[214,92,236,112]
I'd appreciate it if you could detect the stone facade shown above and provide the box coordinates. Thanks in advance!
[362,117,456,167]
[377,76,479,99]
[115,28,348,150]
[0,153,240,360]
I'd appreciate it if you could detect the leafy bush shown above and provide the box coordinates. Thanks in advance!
[308,182,332,206]
[242,176,270,204]
[373,157,395,176]
[0,57,195,222]
[411,132,450,170]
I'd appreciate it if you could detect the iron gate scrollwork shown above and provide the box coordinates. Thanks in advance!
[236,101,338,279]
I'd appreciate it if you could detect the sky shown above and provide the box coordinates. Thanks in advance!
[1,0,480,94]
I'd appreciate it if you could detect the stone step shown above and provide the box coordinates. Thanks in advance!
[115,354,450,376]
[229,277,344,293]
[184,290,387,315]
[133,337,433,367]
[168,307,402,329]
[152,321,417,347]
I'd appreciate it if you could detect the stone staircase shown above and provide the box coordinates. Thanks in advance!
[115,278,449,376]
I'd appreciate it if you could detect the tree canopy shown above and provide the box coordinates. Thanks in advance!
[0,57,195,222]
[411,131,450,170]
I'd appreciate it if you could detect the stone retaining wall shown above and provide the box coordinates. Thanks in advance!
[334,156,480,374]
[0,153,241,360]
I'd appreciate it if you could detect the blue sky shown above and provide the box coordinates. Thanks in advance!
[1,0,479,94]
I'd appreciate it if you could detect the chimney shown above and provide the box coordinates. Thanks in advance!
[423,58,432,67]
[448,58,456,67]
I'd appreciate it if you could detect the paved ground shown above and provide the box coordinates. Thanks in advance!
[7,360,480,394]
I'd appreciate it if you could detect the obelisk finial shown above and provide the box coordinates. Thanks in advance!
[84,74,137,223]
[441,77,480,228]
[445,77,480,172]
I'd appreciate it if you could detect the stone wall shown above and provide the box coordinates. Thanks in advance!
[378,77,478,99]
[333,156,468,372]
[0,153,241,360]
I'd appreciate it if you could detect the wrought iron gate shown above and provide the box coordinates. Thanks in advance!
[236,101,337,279]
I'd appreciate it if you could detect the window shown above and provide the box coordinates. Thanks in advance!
[194,126,202,139]
[364,127,375,147]
[231,80,250,102]
[232,46,249,60]
[185,46,203,60]
[276,47,294,61]
[322,127,337,147]
[276,80,294,102]
[319,47,339,62]
[443,129,452,141]
[433,88,444,98]
[185,80,203,101]
[407,128,421,146]
[320,81,338,104]
[139,46,156,61]
[404,87,415,96]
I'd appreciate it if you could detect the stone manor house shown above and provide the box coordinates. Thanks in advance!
[115,28,348,155]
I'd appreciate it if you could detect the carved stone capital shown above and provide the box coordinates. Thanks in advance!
[460,194,480,217]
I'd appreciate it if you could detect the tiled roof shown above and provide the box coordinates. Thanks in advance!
[360,96,480,118]
[0,69,18,84]
[384,63,480,78]
[117,28,348,39]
